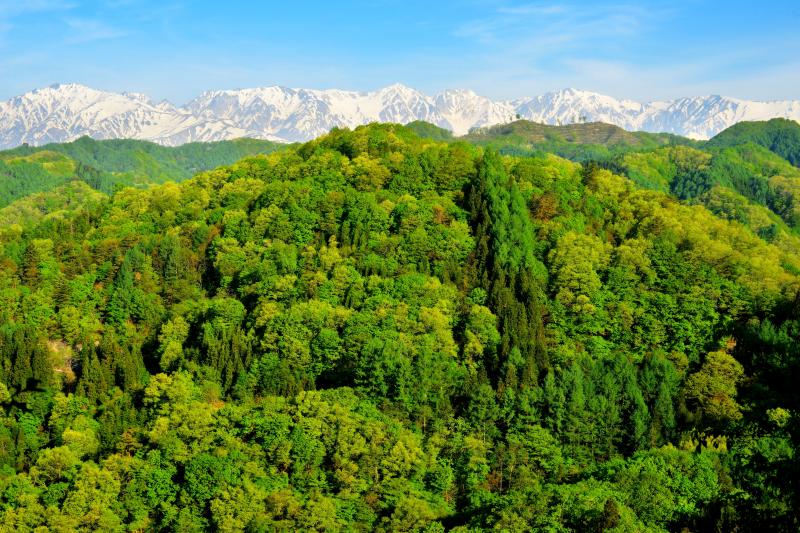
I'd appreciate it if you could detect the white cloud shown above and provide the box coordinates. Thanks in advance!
[0,0,76,16]
[497,4,568,16]
[0,0,76,44]
[64,17,127,43]
[438,1,799,101]
[454,2,661,46]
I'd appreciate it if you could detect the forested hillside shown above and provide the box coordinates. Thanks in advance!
[459,120,696,161]
[0,137,284,207]
[607,140,800,235]
[708,118,800,166]
[440,118,800,243]
[0,123,798,531]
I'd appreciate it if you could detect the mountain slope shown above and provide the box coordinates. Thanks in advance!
[708,118,800,166]
[460,119,695,160]
[0,123,798,530]
[0,84,286,148]
[1,83,799,148]
[0,136,283,206]
[0,180,106,230]
[607,141,800,233]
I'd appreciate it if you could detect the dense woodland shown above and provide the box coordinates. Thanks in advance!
[458,120,695,163]
[0,120,798,531]
[0,137,283,208]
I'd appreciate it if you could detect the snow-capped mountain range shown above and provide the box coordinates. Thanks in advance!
[1,83,799,149]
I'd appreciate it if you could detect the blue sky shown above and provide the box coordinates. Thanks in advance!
[0,0,798,103]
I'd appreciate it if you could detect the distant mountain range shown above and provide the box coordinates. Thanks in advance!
[1,83,799,148]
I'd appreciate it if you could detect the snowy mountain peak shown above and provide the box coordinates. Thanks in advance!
[437,88,480,99]
[1,83,799,148]
[45,82,94,93]
[379,83,418,94]
[377,84,427,102]
[122,91,155,104]
[554,87,589,97]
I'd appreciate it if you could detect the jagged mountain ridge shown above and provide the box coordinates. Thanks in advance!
[1,83,799,148]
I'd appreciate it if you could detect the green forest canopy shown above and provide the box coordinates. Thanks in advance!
[456,120,697,162]
[0,136,284,208]
[708,118,800,166]
[0,121,798,531]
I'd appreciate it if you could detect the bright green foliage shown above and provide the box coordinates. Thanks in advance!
[0,122,798,531]
[609,131,800,237]
[0,151,78,208]
[405,121,454,142]
[684,344,745,424]
[0,136,284,207]
[463,119,697,161]
[708,118,800,166]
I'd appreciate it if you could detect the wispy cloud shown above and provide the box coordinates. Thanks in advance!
[497,4,568,16]
[0,51,45,68]
[0,0,77,16]
[442,1,670,98]
[0,0,797,104]
[0,0,76,44]
[454,2,663,47]
[64,17,127,44]
[556,56,800,102]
